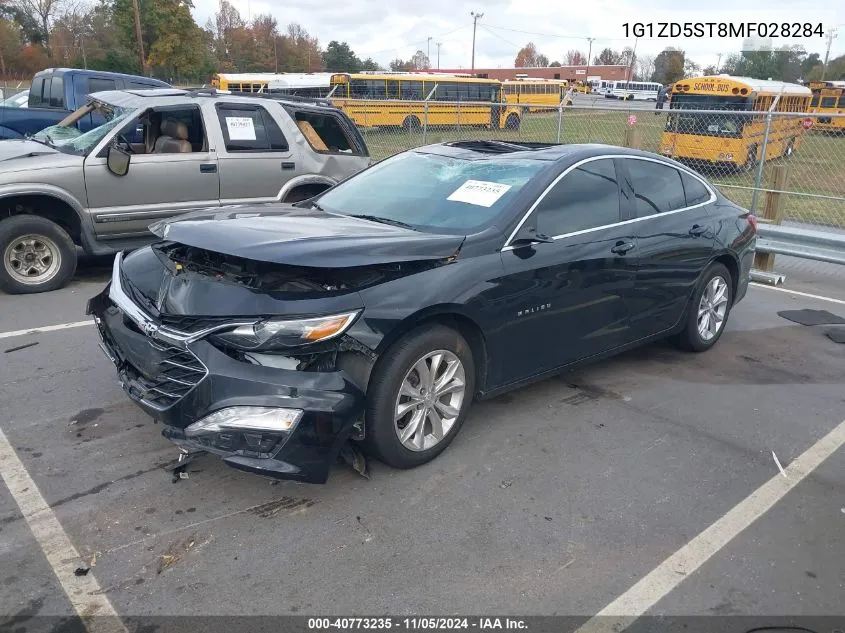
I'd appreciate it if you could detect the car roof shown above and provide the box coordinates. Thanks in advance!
[32,68,169,85]
[87,88,338,110]
[414,141,678,164]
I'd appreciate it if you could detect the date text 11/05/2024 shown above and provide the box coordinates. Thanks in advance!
[307,618,528,630]
[622,22,825,38]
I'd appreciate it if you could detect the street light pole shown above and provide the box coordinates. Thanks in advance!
[427,37,432,67]
[437,42,442,69]
[470,11,484,71]
[585,37,594,88]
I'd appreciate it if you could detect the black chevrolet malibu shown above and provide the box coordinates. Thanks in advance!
[88,141,756,483]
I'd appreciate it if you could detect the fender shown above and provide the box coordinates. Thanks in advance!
[0,126,24,140]
[0,182,88,221]
[276,174,337,202]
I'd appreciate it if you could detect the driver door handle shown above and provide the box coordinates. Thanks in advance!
[199,163,217,174]
[610,241,636,255]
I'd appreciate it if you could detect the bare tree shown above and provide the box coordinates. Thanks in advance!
[637,54,655,82]
[14,0,67,57]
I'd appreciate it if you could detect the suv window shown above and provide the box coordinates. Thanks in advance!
[626,159,686,217]
[216,105,288,152]
[293,110,356,153]
[534,158,620,237]
[49,76,64,108]
[30,77,44,106]
[88,78,116,94]
[681,172,711,206]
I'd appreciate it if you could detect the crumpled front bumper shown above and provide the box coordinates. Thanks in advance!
[86,258,365,484]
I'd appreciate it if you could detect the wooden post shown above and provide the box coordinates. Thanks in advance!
[753,164,790,272]
[624,125,640,149]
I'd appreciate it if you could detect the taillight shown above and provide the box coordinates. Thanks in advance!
[747,214,758,232]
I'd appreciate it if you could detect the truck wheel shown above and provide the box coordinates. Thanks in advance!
[0,215,77,294]
[505,113,520,130]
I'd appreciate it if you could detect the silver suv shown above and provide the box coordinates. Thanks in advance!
[0,88,371,293]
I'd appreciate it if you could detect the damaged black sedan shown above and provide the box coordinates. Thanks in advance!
[88,141,756,483]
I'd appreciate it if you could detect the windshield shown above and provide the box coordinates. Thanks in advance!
[667,94,753,138]
[33,103,136,156]
[315,151,547,233]
[2,92,29,108]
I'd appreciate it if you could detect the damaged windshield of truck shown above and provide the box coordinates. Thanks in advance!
[32,100,136,155]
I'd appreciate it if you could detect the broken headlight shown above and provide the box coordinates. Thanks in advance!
[211,311,360,351]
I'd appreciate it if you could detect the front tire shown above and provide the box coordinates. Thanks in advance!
[0,215,77,294]
[673,262,733,352]
[505,113,520,130]
[363,324,476,469]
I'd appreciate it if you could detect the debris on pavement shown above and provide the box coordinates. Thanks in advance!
[74,567,90,577]
[501,479,513,488]
[163,450,206,483]
[156,533,210,574]
[4,341,39,354]
[772,451,787,478]
[339,443,369,479]
[777,309,845,326]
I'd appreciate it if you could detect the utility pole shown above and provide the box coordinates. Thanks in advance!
[427,37,432,67]
[131,0,146,75]
[470,11,484,71]
[585,37,594,87]
[437,42,442,69]
[80,37,87,69]
[274,37,278,73]
[821,27,838,80]
[716,53,722,73]
[627,37,638,82]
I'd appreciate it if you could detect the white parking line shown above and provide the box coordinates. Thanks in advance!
[0,320,93,340]
[575,418,845,633]
[0,427,127,633]
[750,283,845,306]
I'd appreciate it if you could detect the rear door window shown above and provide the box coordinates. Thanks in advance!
[88,78,116,94]
[625,159,687,217]
[216,104,288,152]
[49,76,64,108]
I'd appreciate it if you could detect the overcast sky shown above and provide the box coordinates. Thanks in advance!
[192,0,842,73]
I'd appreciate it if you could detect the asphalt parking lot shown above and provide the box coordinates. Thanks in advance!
[1,256,844,627]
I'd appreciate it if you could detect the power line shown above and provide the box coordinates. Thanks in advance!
[479,25,519,49]
[366,24,468,58]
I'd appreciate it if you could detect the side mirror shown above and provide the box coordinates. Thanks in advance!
[106,145,131,177]
[510,224,554,247]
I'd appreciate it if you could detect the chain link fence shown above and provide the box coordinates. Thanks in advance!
[345,100,845,230]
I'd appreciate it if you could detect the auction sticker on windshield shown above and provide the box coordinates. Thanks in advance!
[226,117,256,141]
[447,180,512,207]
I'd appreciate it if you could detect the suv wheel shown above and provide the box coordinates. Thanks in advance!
[0,215,77,294]
[363,325,475,469]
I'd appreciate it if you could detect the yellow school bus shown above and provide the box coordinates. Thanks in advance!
[329,73,523,130]
[503,78,569,112]
[660,75,812,170]
[808,80,845,133]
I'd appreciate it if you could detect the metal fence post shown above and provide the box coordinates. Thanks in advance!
[423,99,428,144]
[750,98,778,214]
[556,103,563,143]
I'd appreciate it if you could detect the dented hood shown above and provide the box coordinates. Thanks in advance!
[150,204,466,267]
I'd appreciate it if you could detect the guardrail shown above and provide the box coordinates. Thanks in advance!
[755,224,845,266]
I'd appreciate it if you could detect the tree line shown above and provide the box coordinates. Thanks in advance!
[513,42,843,84]
[0,0,385,83]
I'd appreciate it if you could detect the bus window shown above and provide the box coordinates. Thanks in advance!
[821,96,837,108]
[401,81,423,99]
[810,93,820,107]
[387,81,399,99]
[839,94,845,108]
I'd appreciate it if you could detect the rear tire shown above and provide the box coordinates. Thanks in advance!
[0,215,76,295]
[672,262,733,353]
[363,324,476,469]
[505,113,520,130]
[402,116,421,132]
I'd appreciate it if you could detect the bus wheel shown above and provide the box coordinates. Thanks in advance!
[505,113,520,131]
[785,138,796,157]
[402,116,421,132]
